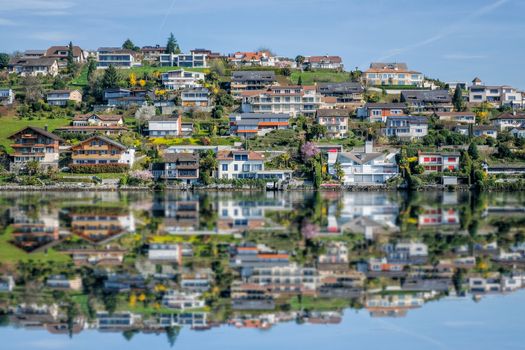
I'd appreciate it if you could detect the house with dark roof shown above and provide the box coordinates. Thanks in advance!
[70,135,135,168]
[229,113,290,138]
[327,141,399,185]
[148,115,182,137]
[400,90,453,114]
[8,57,59,76]
[8,126,63,171]
[383,116,428,139]
[303,56,343,70]
[150,152,200,184]
[317,82,364,107]
[230,71,277,98]
[316,109,350,138]
[45,45,88,64]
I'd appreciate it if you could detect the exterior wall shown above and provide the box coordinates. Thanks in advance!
[418,154,460,173]
[368,108,404,123]
[243,87,322,117]
[10,130,60,170]
[97,53,134,69]
[161,70,205,90]
[159,53,208,68]
[364,72,424,87]
[71,138,134,167]
[317,116,349,138]
[218,159,264,179]
[47,90,82,106]
[148,120,181,136]
[0,89,14,105]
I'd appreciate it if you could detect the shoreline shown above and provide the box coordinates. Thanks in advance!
[0,184,503,192]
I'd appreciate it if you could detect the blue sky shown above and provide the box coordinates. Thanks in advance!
[2,292,525,349]
[0,0,524,88]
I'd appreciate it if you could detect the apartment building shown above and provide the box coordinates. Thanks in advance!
[141,45,166,62]
[400,90,453,114]
[418,151,460,173]
[161,69,205,90]
[469,78,523,107]
[364,62,424,87]
[317,82,364,107]
[435,112,476,124]
[358,103,407,123]
[316,109,350,138]
[8,126,62,171]
[96,47,137,69]
[230,71,277,98]
[181,87,211,107]
[241,85,322,117]
[150,152,200,184]
[383,116,429,139]
[159,52,208,68]
[303,55,343,70]
[229,113,291,138]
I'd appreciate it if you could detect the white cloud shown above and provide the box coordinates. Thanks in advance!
[0,0,74,12]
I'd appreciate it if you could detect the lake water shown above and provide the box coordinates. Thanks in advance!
[1,191,525,349]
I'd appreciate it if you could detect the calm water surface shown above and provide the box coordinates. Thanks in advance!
[0,191,524,349]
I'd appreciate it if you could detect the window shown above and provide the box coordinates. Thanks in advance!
[222,164,228,171]
[242,164,250,172]
[234,164,238,171]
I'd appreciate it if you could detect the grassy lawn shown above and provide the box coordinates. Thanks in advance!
[69,64,89,87]
[289,296,349,311]
[0,226,70,265]
[0,115,71,153]
[59,172,126,180]
[290,71,351,85]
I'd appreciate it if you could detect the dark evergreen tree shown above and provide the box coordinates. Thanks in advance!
[165,33,181,54]
[102,65,119,89]
[452,86,464,111]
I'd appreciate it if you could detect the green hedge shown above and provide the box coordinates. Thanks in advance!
[69,164,129,174]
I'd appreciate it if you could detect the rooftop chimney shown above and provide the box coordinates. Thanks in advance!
[365,140,373,154]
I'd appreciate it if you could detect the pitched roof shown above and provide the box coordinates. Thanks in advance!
[8,126,63,141]
[77,135,127,150]
[492,113,525,120]
[435,112,475,117]
[317,82,364,94]
[73,114,122,121]
[306,56,342,64]
[9,57,57,67]
[45,46,84,58]
[338,151,384,165]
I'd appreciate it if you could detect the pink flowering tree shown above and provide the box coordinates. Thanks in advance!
[301,142,319,162]
[127,170,153,184]
[301,220,320,240]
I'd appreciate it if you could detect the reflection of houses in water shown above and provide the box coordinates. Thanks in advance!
[325,193,400,239]
[66,206,135,244]
[8,206,66,253]
[417,207,460,228]
[153,196,201,234]
[365,292,430,318]
[217,197,291,234]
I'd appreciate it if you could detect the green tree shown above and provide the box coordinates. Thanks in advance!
[165,326,180,347]
[66,41,75,73]
[295,55,305,69]
[468,142,479,160]
[86,56,97,82]
[122,38,139,51]
[460,151,473,185]
[333,161,345,182]
[452,86,464,112]
[497,143,512,158]
[102,65,120,89]
[297,75,303,86]
[0,53,9,69]
[165,33,181,54]
[52,76,67,90]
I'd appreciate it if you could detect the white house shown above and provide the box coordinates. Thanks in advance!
[491,113,525,130]
[0,276,15,292]
[162,290,205,310]
[469,78,524,108]
[328,141,399,185]
[148,115,182,137]
[216,150,292,181]
[383,116,428,140]
[161,69,205,90]
[0,88,14,105]
[148,244,183,263]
